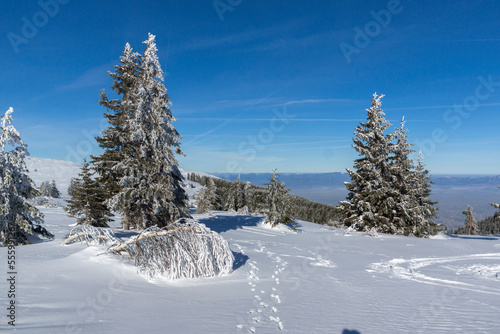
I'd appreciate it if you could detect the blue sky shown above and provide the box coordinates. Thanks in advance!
[1,0,499,174]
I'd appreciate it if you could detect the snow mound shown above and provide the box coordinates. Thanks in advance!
[111,219,234,280]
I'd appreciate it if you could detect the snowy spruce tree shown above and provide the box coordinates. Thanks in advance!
[65,160,113,227]
[196,178,221,214]
[390,119,439,236]
[412,150,439,235]
[92,42,141,203]
[224,175,246,212]
[338,94,438,236]
[39,180,60,198]
[264,169,294,227]
[338,94,398,233]
[0,108,53,245]
[105,34,190,230]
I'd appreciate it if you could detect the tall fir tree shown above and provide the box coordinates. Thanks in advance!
[413,150,439,235]
[107,33,190,229]
[92,43,141,204]
[338,94,398,233]
[65,160,113,227]
[264,169,294,227]
[0,108,53,245]
[391,119,439,236]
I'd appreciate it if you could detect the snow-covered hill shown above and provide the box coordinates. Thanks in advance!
[25,157,82,197]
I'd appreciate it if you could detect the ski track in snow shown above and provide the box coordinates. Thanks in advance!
[369,253,500,296]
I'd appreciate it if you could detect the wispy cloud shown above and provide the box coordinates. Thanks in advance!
[385,102,500,111]
[55,63,114,92]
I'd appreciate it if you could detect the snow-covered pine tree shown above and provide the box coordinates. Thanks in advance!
[413,150,439,235]
[264,169,294,227]
[462,205,479,235]
[39,180,61,198]
[0,108,53,245]
[50,180,60,198]
[92,42,141,205]
[39,181,49,197]
[338,93,398,233]
[196,178,221,214]
[65,160,113,227]
[390,118,439,236]
[225,175,246,211]
[389,116,418,234]
[109,33,190,230]
[67,178,79,198]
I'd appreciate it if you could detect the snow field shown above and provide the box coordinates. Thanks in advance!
[2,207,500,333]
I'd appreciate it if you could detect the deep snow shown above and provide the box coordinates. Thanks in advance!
[1,158,499,333]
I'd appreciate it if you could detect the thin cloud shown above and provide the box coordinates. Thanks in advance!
[55,63,114,92]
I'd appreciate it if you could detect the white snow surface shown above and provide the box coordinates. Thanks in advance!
[2,158,500,333]
[2,210,500,333]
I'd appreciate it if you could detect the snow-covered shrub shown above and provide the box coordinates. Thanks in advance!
[237,205,249,215]
[110,219,234,280]
[29,196,61,208]
[61,225,118,246]
[363,227,379,237]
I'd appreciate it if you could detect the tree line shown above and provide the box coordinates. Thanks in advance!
[187,172,341,226]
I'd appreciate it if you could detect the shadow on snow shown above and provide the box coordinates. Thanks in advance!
[196,214,264,234]
[447,234,500,241]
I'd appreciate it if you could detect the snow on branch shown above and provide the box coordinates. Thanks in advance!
[110,219,234,280]
[61,225,119,247]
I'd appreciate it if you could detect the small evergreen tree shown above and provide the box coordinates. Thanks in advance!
[39,181,49,197]
[225,175,246,211]
[65,160,113,227]
[462,205,479,235]
[196,178,221,214]
[264,169,294,227]
[39,180,60,198]
[50,180,60,198]
[0,108,53,245]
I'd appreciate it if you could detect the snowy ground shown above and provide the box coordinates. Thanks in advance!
[1,207,500,333]
[2,158,499,333]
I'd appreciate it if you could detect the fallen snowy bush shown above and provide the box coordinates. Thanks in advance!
[61,225,119,246]
[110,219,234,280]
